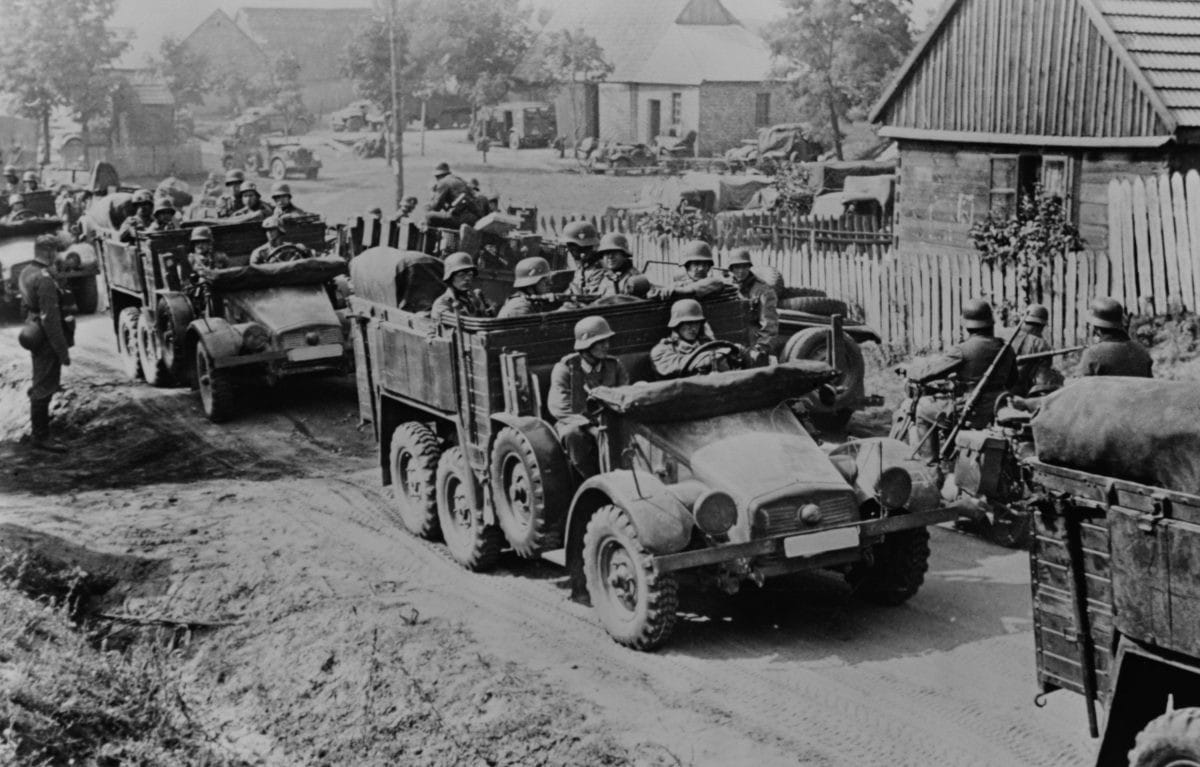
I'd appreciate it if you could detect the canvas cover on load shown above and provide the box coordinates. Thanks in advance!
[206,256,347,292]
[349,247,444,312]
[588,361,837,423]
[1032,377,1200,493]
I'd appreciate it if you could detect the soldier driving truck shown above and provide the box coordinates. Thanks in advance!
[348,246,972,649]
[650,298,738,378]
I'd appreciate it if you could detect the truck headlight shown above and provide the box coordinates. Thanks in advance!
[237,323,270,353]
[693,490,737,536]
[875,467,913,510]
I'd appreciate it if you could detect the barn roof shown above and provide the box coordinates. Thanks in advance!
[234,6,372,80]
[871,0,1200,143]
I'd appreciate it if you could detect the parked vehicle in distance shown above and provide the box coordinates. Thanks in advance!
[725,123,824,169]
[223,133,321,180]
[470,101,556,149]
[330,100,386,132]
[810,174,896,223]
[0,218,101,316]
[231,105,313,137]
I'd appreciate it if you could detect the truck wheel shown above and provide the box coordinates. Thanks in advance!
[195,344,235,423]
[71,276,98,314]
[117,307,143,380]
[780,296,849,316]
[436,446,503,571]
[157,300,190,383]
[270,159,287,180]
[986,503,1033,549]
[388,422,442,539]
[490,427,564,557]
[782,327,866,421]
[583,504,678,650]
[137,308,171,387]
[845,525,930,606]
[1129,708,1200,767]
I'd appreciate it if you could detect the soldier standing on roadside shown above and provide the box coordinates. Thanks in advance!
[548,316,629,479]
[19,234,72,453]
[215,169,245,218]
[1079,297,1152,377]
[726,249,778,365]
[596,233,643,297]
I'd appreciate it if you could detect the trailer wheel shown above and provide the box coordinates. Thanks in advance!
[117,307,143,380]
[490,426,564,557]
[845,524,930,606]
[1129,708,1200,767]
[436,446,503,571]
[388,422,442,539]
[71,276,98,314]
[195,343,236,423]
[137,308,171,387]
[583,504,678,650]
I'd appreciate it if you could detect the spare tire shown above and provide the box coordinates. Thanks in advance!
[751,265,784,295]
[778,286,827,301]
[778,295,849,316]
[782,327,865,427]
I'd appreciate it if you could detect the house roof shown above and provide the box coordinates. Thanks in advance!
[233,6,372,79]
[871,0,1200,134]
[528,0,775,85]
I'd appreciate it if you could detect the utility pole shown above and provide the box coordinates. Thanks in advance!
[388,0,404,207]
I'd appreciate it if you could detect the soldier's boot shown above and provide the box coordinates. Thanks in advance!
[29,397,67,454]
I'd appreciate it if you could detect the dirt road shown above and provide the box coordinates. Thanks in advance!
[0,312,1096,766]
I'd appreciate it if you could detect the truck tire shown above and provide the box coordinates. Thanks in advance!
[195,343,236,423]
[157,299,190,383]
[270,159,287,180]
[490,427,565,557]
[388,422,442,540]
[71,276,98,314]
[1129,708,1200,767]
[845,525,930,606]
[781,327,866,426]
[777,287,828,302]
[138,308,171,387]
[436,446,503,571]
[779,295,848,316]
[117,307,143,380]
[583,504,678,650]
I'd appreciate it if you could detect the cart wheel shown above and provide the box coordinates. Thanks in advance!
[388,422,442,539]
[436,446,503,571]
[195,343,235,422]
[116,307,143,380]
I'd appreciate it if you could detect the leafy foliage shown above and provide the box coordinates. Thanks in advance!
[535,28,612,149]
[153,35,209,109]
[765,0,913,159]
[636,205,715,243]
[969,184,1085,299]
[771,163,817,214]
[268,52,308,128]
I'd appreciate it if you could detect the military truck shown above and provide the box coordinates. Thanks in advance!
[348,246,969,649]
[0,218,101,317]
[98,216,351,421]
[1025,378,1200,765]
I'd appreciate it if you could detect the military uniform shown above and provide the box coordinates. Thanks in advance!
[430,287,495,322]
[215,193,240,218]
[597,265,644,298]
[1010,328,1052,396]
[189,248,230,272]
[146,218,178,233]
[1080,333,1152,377]
[734,275,779,353]
[650,333,730,378]
[229,200,274,223]
[274,201,306,218]
[20,257,72,450]
[568,264,606,296]
[118,213,152,242]
[916,333,1018,436]
[496,292,560,319]
[548,352,629,478]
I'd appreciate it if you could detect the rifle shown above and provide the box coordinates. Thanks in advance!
[1016,345,1085,363]
[937,328,1024,463]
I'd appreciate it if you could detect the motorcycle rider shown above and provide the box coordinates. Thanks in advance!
[548,316,629,479]
[430,252,495,322]
[596,232,643,297]
[726,249,777,366]
[651,299,736,378]
[1010,303,1053,396]
[498,256,557,318]
[1079,297,1152,377]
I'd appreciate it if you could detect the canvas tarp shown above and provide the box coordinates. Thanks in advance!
[207,256,347,293]
[349,247,444,312]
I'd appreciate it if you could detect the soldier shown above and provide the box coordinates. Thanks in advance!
[426,161,478,229]
[215,169,245,218]
[430,252,495,322]
[1010,303,1053,396]
[1079,297,1152,377]
[146,198,179,232]
[665,240,726,299]
[548,316,629,479]
[651,299,736,379]
[497,256,556,318]
[118,189,155,242]
[19,234,72,452]
[2,193,28,223]
[726,249,778,365]
[250,216,308,265]
[230,182,274,222]
[596,232,643,297]
[270,182,305,218]
[20,170,38,192]
[390,196,418,222]
[2,164,18,194]
[563,220,604,296]
[187,226,229,272]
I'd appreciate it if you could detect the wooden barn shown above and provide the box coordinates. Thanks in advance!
[870,0,1200,259]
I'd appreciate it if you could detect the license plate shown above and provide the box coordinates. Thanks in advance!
[286,343,342,362]
[783,527,859,558]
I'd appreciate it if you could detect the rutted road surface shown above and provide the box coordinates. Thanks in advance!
[0,316,1095,765]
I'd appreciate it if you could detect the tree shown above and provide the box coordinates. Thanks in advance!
[267,52,309,132]
[153,35,210,109]
[537,28,612,150]
[766,0,913,160]
[0,0,128,164]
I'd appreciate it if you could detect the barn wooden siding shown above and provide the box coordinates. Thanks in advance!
[880,0,1171,138]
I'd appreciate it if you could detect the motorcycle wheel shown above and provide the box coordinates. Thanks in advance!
[985,503,1033,549]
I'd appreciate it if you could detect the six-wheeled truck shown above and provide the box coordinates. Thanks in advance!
[98,216,352,421]
[1025,378,1200,766]
[0,218,101,317]
[348,245,968,649]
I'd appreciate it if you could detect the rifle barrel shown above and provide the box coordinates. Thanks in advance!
[1016,345,1085,363]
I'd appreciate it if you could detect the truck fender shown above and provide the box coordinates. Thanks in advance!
[155,291,194,331]
[564,470,693,592]
[489,413,574,523]
[827,436,941,512]
[186,316,239,360]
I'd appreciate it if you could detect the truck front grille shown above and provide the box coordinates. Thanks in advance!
[756,493,859,537]
[280,326,342,350]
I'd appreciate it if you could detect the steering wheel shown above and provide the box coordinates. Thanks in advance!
[268,244,308,263]
[9,208,37,222]
[681,340,743,375]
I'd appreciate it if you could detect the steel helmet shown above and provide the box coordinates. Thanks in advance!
[131,188,153,205]
[961,298,995,329]
[680,240,714,265]
[2,164,15,176]
[239,182,259,197]
[262,215,284,231]
[597,232,630,256]
[513,256,551,288]
[21,170,37,183]
[726,248,753,267]
[1023,303,1049,327]
[224,168,245,185]
[434,161,451,176]
[190,226,213,242]
[270,181,292,198]
[153,198,175,216]
[7,193,22,206]
[443,251,476,281]
[668,298,706,328]
[562,220,599,248]
[573,315,614,350]
[1088,297,1125,329]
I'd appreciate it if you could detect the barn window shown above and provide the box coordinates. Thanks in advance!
[755,93,770,127]
[671,92,682,126]
[989,154,1055,219]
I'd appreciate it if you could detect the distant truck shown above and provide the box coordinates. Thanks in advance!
[0,218,101,316]
[469,101,556,149]
[329,100,386,132]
